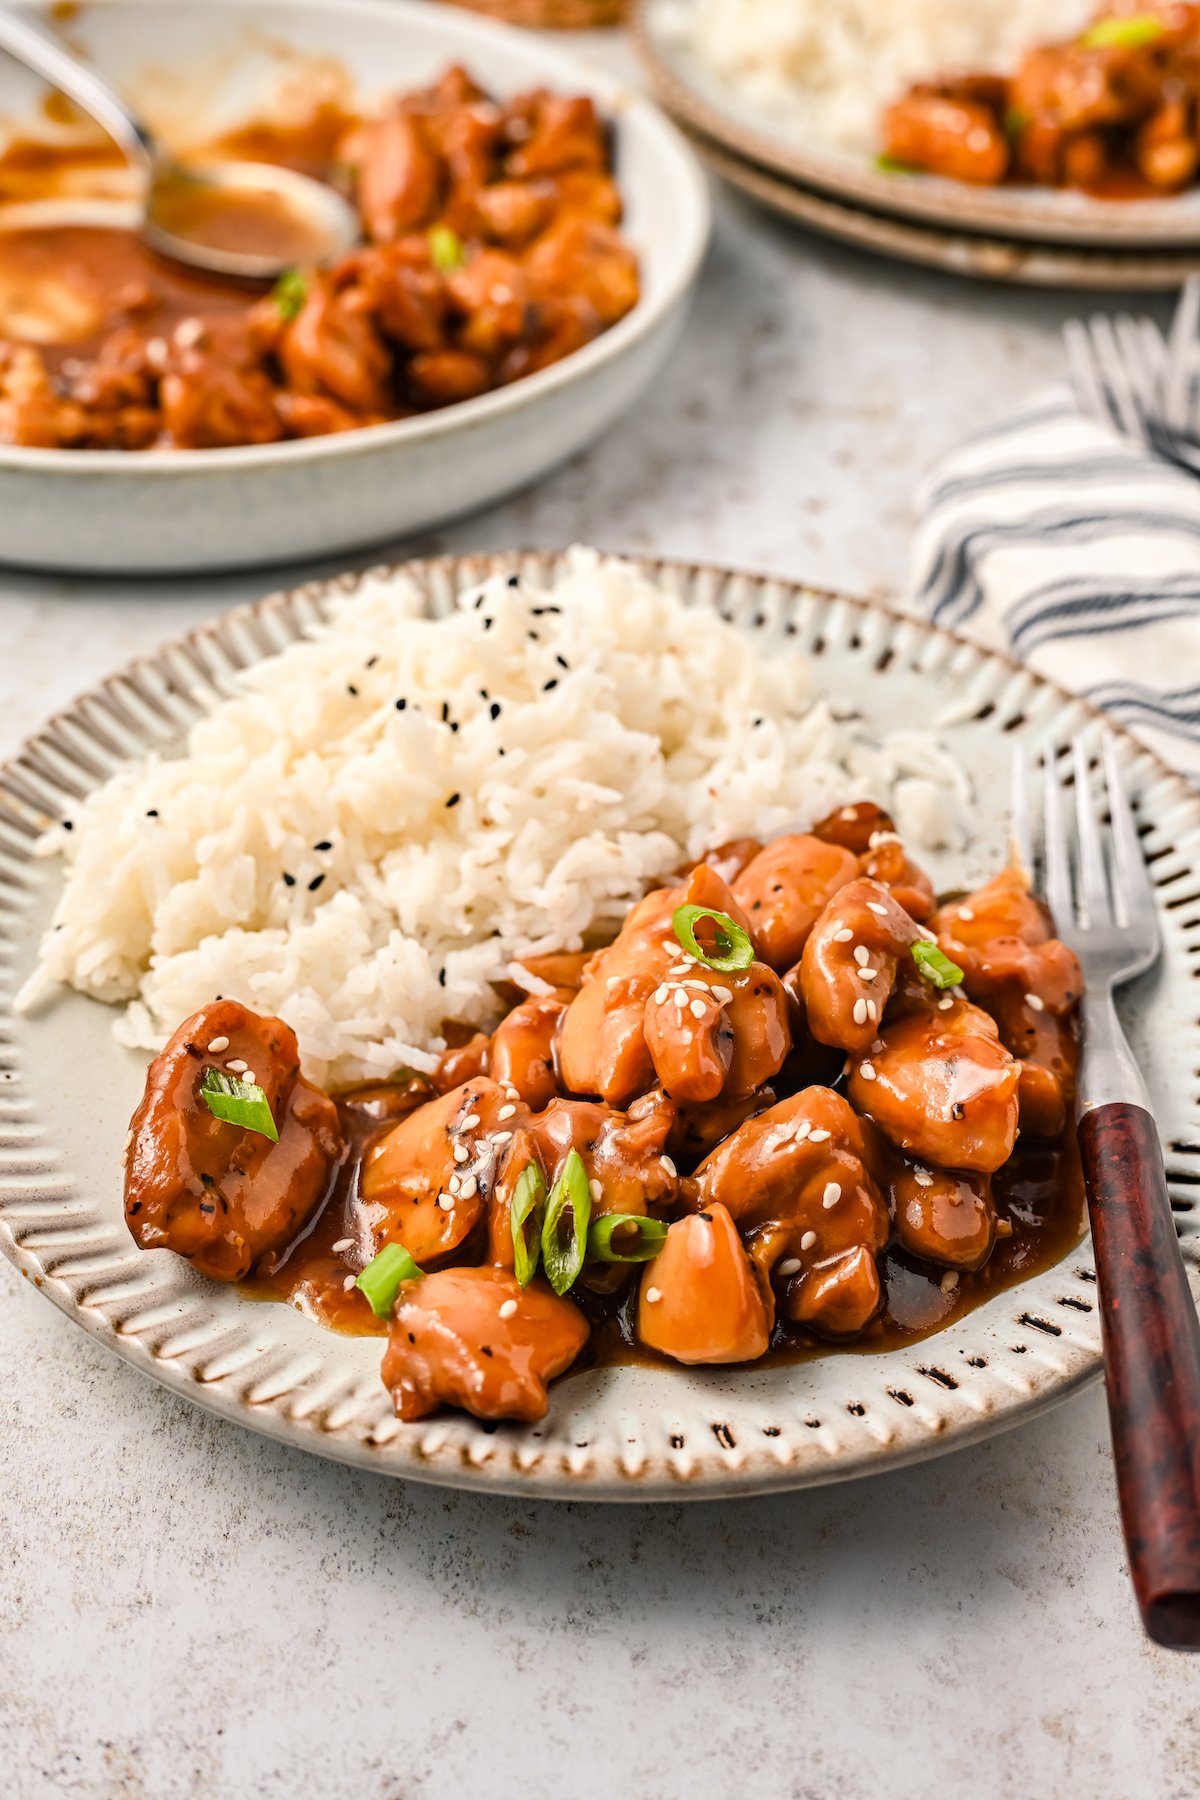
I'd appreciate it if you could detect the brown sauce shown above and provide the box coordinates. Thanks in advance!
[147,171,331,265]
[247,1079,1087,1370]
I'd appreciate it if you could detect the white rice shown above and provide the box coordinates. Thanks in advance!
[19,549,968,1088]
[661,0,1093,158]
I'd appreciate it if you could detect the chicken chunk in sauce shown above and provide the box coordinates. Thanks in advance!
[122,810,1086,1423]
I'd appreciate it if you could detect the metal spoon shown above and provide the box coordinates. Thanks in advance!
[0,7,360,279]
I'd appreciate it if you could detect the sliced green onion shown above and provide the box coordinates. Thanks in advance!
[510,1161,547,1289]
[672,904,755,973]
[541,1148,591,1296]
[271,266,308,321]
[911,939,965,990]
[1081,14,1165,49]
[199,1066,279,1143]
[428,224,466,271]
[1004,106,1031,140]
[355,1241,423,1317]
[875,153,918,175]
[587,1213,668,1264]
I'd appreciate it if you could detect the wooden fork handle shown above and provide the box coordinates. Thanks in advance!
[1081,1101,1200,1649]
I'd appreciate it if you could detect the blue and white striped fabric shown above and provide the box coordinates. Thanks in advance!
[910,387,1200,783]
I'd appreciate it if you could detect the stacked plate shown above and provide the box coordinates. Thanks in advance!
[633,0,1200,289]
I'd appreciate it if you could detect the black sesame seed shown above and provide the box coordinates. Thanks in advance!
[395,697,407,711]
[543,678,558,691]
[449,722,459,734]
[506,574,520,587]
[474,593,486,611]
[199,1202,215,1215]
[347,684,359,697]
[481,1345,494,1358]
[479,688,489,701]
[438,968,446,987]
[146,809,158,818]
[314,840,332,852]
[184,1042,201,1059]
[308,874,326,892]
[445,793,461,808]
[527,630,540,642]
[441,702,450,723]
[62,820,73,831]
[129,1201,142,1215]
[489,701,501,720]
[282,872,295,887]
[482,617,494,631]
[555,654,569,670]
[366,655,379,668]
[200,1172,215,1186]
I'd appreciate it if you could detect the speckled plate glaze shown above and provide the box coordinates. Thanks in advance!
[687,130,1200,292]
[634,0,1200,250]
[2,554,1199,1501]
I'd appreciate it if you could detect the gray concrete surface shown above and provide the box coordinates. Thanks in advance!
[1,38,1193,1800]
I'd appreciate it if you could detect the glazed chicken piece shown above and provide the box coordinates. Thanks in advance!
[524,216,639,330]
[504,91,608,178]
[278,278,393,415]
[882,90,1010,185]
[799,877,923,1056]
[693,1086,890,1338]
[382,1265,589,1421]
[0,343,87,447]
[488,989,569,1111]
[731,833,858,970]
[887,1154,997,1271]
[346,111,441,243]
[846,998,1021,1174]
[558,864,789,1106]
[339,240,448,352]
[124,1000,344,1282]
[359,1076,517,1264]
[935,868,1081,1137]
[637,1204,772,1365]
[811,801,935,920]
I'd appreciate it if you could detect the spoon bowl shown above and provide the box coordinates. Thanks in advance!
[0,5,360,278]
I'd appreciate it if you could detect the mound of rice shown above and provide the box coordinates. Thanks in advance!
[20,550,967,1087]
[663,0,1092,156]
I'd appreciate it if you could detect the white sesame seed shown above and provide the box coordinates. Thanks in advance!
[491,1131,513,1145]
[331,1238,353,1253]
[448,1174,461,1195]
[660,1155,677,1177]
[853,945,870,967]
[605,975,620,990]
[958,907,975,922]
[453,1144,470,1164]
[1025,992,1046,1013]
[853,998,868,1025]
[809,1128,830,1143]
[343,1274,357,1292]
[800,1230,817,1250]
[654,985,669,1004]
[793,1120,812,1141]
[778,1257,802,1276]
[459,1175,478,1200]
[505,1087,520,1102]
[668,964,690,977]
[859,1061,876,1081]
[207,1035,229,1053]
[914,1169,934,1188]
[832,927,855,943]
[590,1179,602,1201]
[645,1287,662,1304]
[461,1113,481,1130]
[867,901,889,917]
[711,985,733,1005]
[690,998,707,1019]
[822,1182,841,1209]
[673,988,687,1008]
[941,1270,959,1293]
[683,979,708,991]
[498,1104,517,1120]
[226,1059,248,1074]
[859,968,877,981]
[175,315,204,347]
[438,1193,455,1211]
[866,1000,878,1021]
[840,806,858,820]
[938,995,954,1010]
[499,1298,518,1319]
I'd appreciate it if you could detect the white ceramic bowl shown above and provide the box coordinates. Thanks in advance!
[0,0,709,573]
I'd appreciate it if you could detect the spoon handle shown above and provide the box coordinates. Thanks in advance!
[0,7,154,172]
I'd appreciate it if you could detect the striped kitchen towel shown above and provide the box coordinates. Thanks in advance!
[910,387,1200,782]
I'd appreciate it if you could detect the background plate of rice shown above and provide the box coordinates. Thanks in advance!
[2,550,1198,1499]
[634,0,1200,247]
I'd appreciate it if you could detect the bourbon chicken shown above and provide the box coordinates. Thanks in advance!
[882,4,1200,196]
[122,807,1085,1425]
[0,67,639,450]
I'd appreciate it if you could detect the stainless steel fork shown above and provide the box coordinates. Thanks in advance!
[1064,277,1200,474]
[1015,734,1200,1650]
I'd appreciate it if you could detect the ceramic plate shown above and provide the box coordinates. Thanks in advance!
[2,553,1199,1501]
[634,0,1200,250]
[691,130,1200,292]
[0,0,708,573]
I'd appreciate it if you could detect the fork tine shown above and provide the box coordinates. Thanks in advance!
[1102,733,1159,945]
[1164,275,1200,434]
[1010,742,1035,880]
[1089,314,1150,445]
[1073,736,1111,926]
[1065,318,1116,432]
[1041,748,1074,929]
